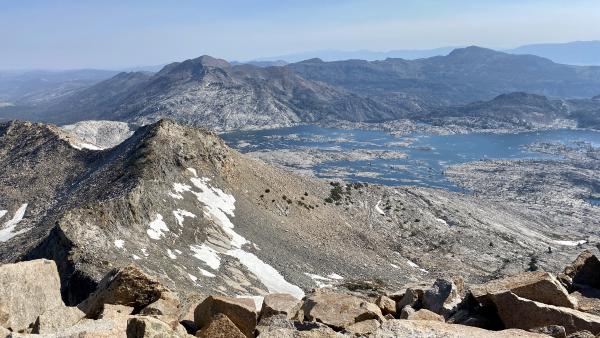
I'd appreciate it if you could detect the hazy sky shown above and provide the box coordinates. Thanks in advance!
[2,0,600,70]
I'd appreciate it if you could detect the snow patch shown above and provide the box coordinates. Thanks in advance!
[199,268,216,278]
[0,210,7,219]
[436,218,448,226]
[141,248,149,257]
[167,249,177,259]
[555,240,587,246]
[114,239,124,249]
[305,273,334,288]
[188,274,198,282]
[147,214,169,240]
[228,248,304,299]
[68,141,103,151]
[190,177,247,248]
[407,260,429,273]
[375,200,385,215]
[190,244,221,270]
[132,255,141,260]
[173,209,196,226]
[390,263,400,269]
[327,273,343,280]
[0,204,29,242]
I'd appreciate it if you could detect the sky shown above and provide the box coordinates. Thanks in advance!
[1,0,600,70]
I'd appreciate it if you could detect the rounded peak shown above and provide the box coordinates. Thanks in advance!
[448,46,499,57]
[296,58,324,64]
[189,55,231,68]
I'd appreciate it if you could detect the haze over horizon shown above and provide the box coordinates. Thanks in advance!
[2,0,600,70]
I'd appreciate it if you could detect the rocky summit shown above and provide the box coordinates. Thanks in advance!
[3,251,600,337]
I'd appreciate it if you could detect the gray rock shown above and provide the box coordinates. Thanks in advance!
[78,264,169,318]
[32,306,85,334]
[0,260,66,332]
[491,291,600,335]
[528,325,567,338]
[422,278,463,318]
[471,271,577,308]
[299,289,383,330]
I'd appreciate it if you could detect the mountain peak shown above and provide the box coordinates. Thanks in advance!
[189,55,231,68]
[447,46,500,58]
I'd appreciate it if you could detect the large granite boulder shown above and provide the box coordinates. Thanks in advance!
[559,251,600,291]
[490,291,600,335]
[78,264,170,318]
[471,271,577,308]
[0,259,66,332]
[299,289,383,330]
[422,278,463,318]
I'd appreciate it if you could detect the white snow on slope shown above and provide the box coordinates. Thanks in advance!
[375,200,385,215]
[555,240,587,246]
[183,172,303,297]
[305,273,333,288]
[199,268,216,278]
[228,248,304,299]
[0,210,7,219]
[147,214,169,240]
[173,209,196,226]
[328,273,343,280]
[167,249,177,259]
[0,204,29,242]
[69,141,103,151]
[114,239,124,248]
[407,259,429,273]
[190,177,246,248]
[190,244,221,270]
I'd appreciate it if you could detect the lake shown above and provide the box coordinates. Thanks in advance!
[222,125,600,192]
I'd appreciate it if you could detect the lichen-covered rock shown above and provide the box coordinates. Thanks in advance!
[194,295,257,338]
[0,259,66,332]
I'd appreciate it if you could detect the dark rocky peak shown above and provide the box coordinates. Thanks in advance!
[152,55,232,83]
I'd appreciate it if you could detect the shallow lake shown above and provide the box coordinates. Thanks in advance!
[222,125,600,192]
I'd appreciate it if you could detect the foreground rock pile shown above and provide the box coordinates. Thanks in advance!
[2,251,600,337]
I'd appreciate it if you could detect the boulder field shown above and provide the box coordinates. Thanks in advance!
[2,250,600,337]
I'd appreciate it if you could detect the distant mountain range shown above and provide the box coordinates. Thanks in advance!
[253,41,600,66]
[2,46,600,130]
